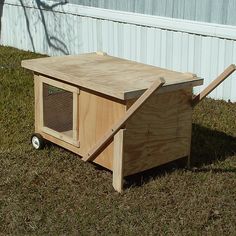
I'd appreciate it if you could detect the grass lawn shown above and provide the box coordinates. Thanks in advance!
[0,46,236,235]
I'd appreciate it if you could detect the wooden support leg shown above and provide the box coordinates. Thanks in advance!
[187,125,192,169]
[187,155,191,169]
[112,129,125,193]
[34,75,41,133]
[186,104,193,169]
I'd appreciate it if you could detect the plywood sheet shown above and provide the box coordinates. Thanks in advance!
[123,89,193,176]
[78,89,126,170]
[22,53,203,100]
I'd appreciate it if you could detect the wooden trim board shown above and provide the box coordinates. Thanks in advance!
[36,75,80,147]
[34,75,41,133]
[192,64,236,107]
[73,92,79,141]
[42,127,80,147]
[112,129,125,193]
[39,75,80,94]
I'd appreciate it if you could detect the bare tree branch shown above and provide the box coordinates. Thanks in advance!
[18,0,69,55]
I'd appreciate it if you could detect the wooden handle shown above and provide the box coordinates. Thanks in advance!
[82,78,165,162]
[192,64,236,107]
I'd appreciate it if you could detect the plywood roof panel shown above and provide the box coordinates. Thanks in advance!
[22,53,203,100]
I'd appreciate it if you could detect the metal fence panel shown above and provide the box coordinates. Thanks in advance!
[1,1,236,101]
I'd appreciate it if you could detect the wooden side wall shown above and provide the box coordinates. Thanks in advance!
[78,89,126,170]
[35,75,126,171]
[123,88,193,176]
[36,74,193,174]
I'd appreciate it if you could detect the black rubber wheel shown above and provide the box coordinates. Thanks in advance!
[31,133,45,150]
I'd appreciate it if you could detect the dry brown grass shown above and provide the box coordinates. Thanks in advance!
[0,46,236,235]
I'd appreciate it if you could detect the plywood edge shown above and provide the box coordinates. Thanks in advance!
[22,55,84,68]
[124,78,203,100]
[22,63,127,100]
[23,56,203,101]
[123,152,189,177]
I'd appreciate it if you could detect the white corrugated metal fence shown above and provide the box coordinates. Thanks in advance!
[1,0,236,101]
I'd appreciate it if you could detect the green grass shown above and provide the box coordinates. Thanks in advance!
[0,46,236,235]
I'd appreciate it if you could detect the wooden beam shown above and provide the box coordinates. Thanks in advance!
[82,78,165,162]
[112,129,125,193]
[42,127,80,147]
[39,75,80,94]
[34,75,41,133]
[192,64,236,107]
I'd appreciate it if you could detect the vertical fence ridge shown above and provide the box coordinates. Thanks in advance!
[1,1,236,101]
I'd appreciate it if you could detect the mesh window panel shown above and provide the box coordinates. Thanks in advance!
[43,83,73,137]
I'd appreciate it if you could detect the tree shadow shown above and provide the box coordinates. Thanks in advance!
[125,124,236,188]
[0,0,5,40]
[19,0,69,55]
[191,124,236,167]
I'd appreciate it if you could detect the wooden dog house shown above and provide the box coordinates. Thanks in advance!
[22,52,235,192]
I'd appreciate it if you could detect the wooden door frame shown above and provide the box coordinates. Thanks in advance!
[36,75,80,147]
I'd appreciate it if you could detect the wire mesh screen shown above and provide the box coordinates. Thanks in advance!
[43,83,73,137]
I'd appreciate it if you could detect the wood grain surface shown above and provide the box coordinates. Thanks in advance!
[23,53,203,100]
[123,88,193,176]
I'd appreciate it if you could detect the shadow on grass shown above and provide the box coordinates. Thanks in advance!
[191,124,236,167]
[124,123,236,188]
[42,123,236,188]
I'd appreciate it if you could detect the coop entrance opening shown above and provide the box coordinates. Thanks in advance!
[43,83,73,137]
